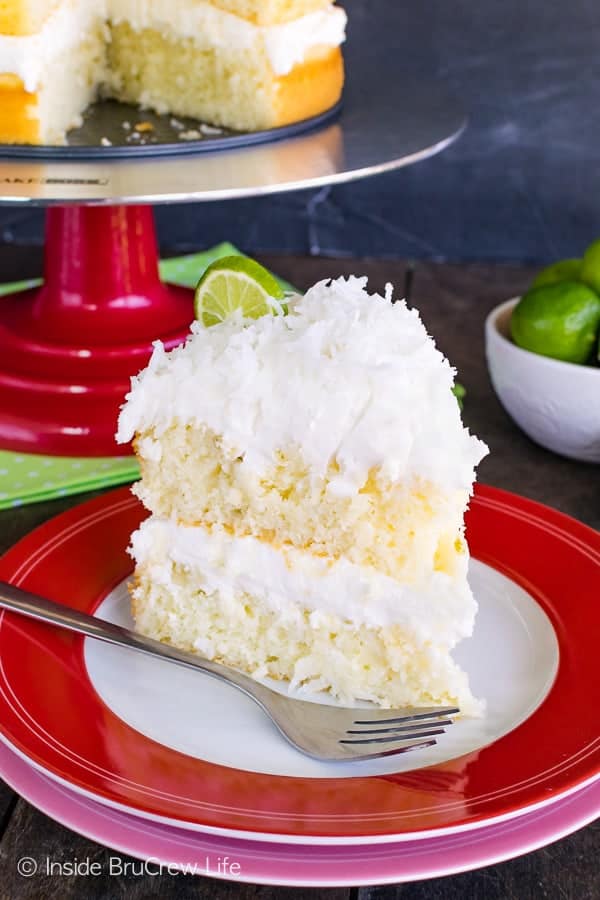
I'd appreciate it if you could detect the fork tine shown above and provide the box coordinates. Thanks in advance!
[341,727,445,745]
[353,706,459,726]
[339,738,438,753]
[346,718,453,735]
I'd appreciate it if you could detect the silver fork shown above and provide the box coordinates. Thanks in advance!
[0,581,458,762]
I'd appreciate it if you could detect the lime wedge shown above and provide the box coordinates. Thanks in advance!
[194,256,286,327]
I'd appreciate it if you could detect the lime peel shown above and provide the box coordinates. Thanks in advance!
[532,258,582,289]
[511,281,600,364]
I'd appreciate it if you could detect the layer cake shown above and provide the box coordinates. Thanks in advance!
[0,0,346,144]
[117,275,489,714]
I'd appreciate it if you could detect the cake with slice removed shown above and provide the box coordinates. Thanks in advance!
[117,266,489,715]
[0,0,346,144]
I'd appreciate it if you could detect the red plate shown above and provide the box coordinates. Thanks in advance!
[0,485,598,841]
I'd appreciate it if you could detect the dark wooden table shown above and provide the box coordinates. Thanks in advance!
[0,250,598,899]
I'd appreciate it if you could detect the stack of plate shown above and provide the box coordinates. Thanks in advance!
[0,484,598,887]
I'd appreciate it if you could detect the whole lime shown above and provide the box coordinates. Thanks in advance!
[511,282,600,364]
[580,238,600,294]
[531,258,581,289]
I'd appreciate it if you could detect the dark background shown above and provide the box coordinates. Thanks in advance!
[1,0,598,262]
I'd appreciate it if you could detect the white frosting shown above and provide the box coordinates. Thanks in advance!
[118,276,489,495]
[131,517,477,642]
[0,0,107,92]
[263,6,347,74]
[0,1,347,89]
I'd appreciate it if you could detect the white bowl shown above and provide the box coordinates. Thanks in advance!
[485,298,600,463]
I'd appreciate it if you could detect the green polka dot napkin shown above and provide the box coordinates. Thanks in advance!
[0,243,294,510]
[0,452,139,509]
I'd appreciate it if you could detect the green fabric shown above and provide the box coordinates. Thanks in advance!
[0,452,140,509]
[160,243,296,293]
[0,278,41,298]
[0,243,291,510]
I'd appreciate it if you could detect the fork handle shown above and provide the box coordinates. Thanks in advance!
[0,580,273,710]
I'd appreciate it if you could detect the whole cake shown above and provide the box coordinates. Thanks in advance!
[0,0,346,145]
[117,274,489,714]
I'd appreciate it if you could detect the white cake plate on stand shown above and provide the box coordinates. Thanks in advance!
[0,76,465,455]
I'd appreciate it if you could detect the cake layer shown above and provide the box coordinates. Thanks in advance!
[118,278,488,495]
[131,427,469,583]
[0,0,59,35]
[107,23,343,131]
[109,1,347,77]
[130,517,481,712]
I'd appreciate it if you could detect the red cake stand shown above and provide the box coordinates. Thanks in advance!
[0,79,465,455]
[0,205,192,455]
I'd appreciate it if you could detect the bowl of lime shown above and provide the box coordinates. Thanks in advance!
[485,240,600,463]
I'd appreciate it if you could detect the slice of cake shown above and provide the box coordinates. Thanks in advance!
[0,0,347,145]
[106,0,347,132]
[117,274,489,714]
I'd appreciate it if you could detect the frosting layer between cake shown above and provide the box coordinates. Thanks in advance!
[131,516,477,639]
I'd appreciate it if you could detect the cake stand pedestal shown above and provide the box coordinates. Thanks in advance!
[0,206,192,455]
[0,78,466,455]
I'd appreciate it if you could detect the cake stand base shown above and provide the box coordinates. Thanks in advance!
[0,206,193,456]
